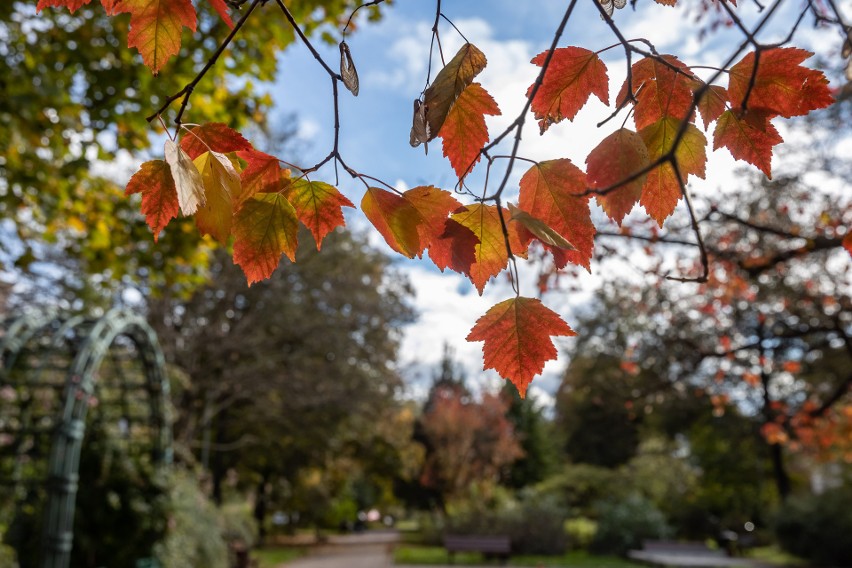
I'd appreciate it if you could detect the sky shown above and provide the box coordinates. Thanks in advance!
[262,0,847,404]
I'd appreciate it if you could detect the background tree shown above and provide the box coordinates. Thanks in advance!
[147,227,413,532]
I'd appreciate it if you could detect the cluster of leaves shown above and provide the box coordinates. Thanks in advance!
[36,0,847,397]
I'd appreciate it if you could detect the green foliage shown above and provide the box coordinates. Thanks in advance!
[153,471,228,568]
[590,494,671,556]
[555,355,642,468]
[774,486,852,566]
[393,545,646,567]
[445,494,569,555]
[564,517,598,551]
[533,464,622,514]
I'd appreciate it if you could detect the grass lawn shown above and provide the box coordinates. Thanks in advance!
[394,545,647,567]
[744,546,807,566]
[254,546,307,567]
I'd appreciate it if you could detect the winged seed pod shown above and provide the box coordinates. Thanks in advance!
[409,99,430,154]
[339,41,359,96]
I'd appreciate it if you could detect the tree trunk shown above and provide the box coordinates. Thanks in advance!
[770,442,791,500]
[254,472,270,545]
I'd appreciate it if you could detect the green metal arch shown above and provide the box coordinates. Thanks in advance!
[0,309,172,568]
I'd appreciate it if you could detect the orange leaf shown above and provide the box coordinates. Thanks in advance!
[427,218,479,276]
[114,0,197,74]
[451,204,520,294]
[180,123,251,160]
[695,84,728,130]
[518,159,595,270]
[403,186,463,255]
[361,187,422,258]
[618,55,696,130]
[193,151,240,243]
[586,128,650,226]
[728,48,833,118]
[713,108,782,178]
[208,0,234,28]
[782,361,802,374]
[37,0,93,12]
[237,148,284,205]
[232,193,299,285]
[467,297,576,397]
[639,117,707,226]
[125,159,178,241]
[528,46,609,133]
[439,83,500,178]
[423,43,488,141]
[284,179,354,250]
[844,232,852,258]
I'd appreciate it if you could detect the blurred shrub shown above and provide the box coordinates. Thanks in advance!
[154,471,228,568]
[446,495,569,555]
[590,494,671,556]
[564,517,597,551]
[774,486,852,566]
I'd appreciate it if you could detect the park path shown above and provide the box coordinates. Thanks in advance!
[278,532,396,568]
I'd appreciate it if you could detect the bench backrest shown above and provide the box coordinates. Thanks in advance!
[443,534,511,553]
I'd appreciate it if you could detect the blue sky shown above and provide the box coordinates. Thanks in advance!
[264,0,847,403]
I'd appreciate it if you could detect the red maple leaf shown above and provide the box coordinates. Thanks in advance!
[518,159,595,270]
[232,193,299,285]
[125,159,178,241]
[713,108,783,178]
[236,148,284,205]
[113,0,197,75]
[586,128,650,226]
[528,46,609,133]
[728,48,833,118]
[361,187,423,258]
[208,0,234,28]
[439,83,500,178]
[618,55,696,130]
[427,217,480,276]
[467,297,576,397]
[284,179,354,250]
[180,123,251,159]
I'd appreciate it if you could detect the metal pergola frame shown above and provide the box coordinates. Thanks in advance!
[0,309,172,568]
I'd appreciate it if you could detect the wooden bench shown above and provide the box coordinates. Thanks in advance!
[443,534,511,564]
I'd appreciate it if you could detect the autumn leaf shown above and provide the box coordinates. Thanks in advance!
[639,116,707,226]
[361,187,423,258]
[423,43,488,141]
[402,186,463,256]
[586,128,650,226]
[193,151,240,243]
[507,203,576,251]
[125,159,178,241]
[844,232,852,258]
[528,46,609,133]
[164,139,204,216]
[728,48,833,118]
[114,0,197,74]
[618,55,696,129]
[427,217,480,276]
[451,204,523,294]
[695,84,728,130]
[232,193,299,285]
[439,83,500,178]
[518,159,595,269]
[237,148,285,205]
[466,297,576,397]
[37,0,92,12]
[284,179,354,250]
[180,123,251,160]
[208,0,234,28]
[713,108,783,178]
